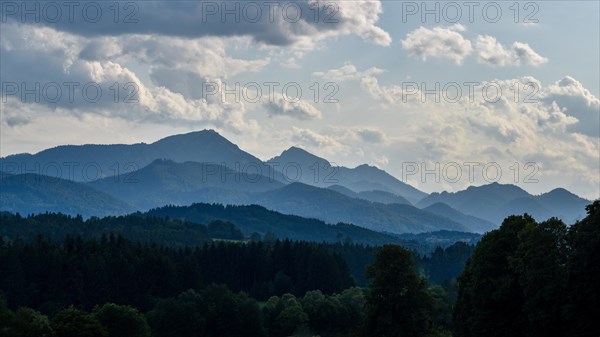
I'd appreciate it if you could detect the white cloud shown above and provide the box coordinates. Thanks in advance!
[322,126,389,144]
[475,35,548,67]
[401,24,473,64]
[400,26,548,67]
[314,63,413,105]
[266,95,323,120]
[314,67,598,197]
[543,76,600,137]
[73,33,272,99]
[312,61,384,81]
[290,126,344,151]
[0,24,268,132]
[359,76,405,104]
[284,126,390,162]
[511,42,548,66]
[331,0,392,46]
[371,155,389,167]
[356,128,388,144]
[474,35,514,67]
[122,36,269,79]
[0,24,262,134]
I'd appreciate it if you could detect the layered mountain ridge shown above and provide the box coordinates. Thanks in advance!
[1,130,592,234]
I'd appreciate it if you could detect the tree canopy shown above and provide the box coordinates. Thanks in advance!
[454,200,600,337]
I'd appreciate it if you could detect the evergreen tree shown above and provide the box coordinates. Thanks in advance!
[51,307,107,337]
[362,245,435,337]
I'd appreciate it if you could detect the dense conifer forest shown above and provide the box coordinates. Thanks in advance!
[1,201,598,336]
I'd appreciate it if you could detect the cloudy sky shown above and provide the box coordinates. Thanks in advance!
[1,0,599,199]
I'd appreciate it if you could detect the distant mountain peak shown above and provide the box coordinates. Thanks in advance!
[354,164,375,170]
[468,182,527,192]
[154,129,229,144]
[540,187,589,203]
[328,184,357,194]
[426,202,454,210]
[286,181,310,187]
[270,146,330,165]
[545,187,575,196]
[150,158,175,164]
[148,129,263,165]
[282,146,310,154]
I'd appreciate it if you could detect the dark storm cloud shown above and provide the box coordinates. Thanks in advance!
[0,0,389,46]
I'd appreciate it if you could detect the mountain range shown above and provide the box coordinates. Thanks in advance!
[268,147,427,203]
[1,129,593,234]
[0,173,133,217]
[143,203,419,247]
[90,159,283,210]
[417,183,590,225]
[0,130,262,182]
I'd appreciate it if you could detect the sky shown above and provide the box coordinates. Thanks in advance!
[1,0,599,199]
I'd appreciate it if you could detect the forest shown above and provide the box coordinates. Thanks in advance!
[0,200,598,337]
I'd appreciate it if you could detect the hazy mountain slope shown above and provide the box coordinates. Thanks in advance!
[2,131,590,231]
[0,173,133,217]
[150,130,262,165]
[357,190,412,205]
[327,185,358,196]
[0,130,263,182]
[269,147,427,203]
[417,183,530,209]
[345,180,395,194]
[2,130,427,203]
[346,164,426,203]
[423,202,496,233]
[417,182,590,225]
[144,203,412,246]
[90,159,284,210]
[536,188,590,223]
[90,162,458,234]
[254,183,470,234]
[327,185,411,205]
[494,197,553,223]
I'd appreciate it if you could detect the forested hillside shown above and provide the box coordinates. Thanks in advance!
[0,236,460,337]
[454,200,600,337]
[0,202,597,337]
